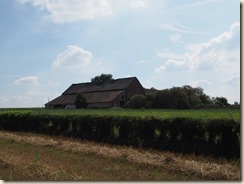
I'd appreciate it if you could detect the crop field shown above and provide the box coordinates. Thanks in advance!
[0,108,240,120]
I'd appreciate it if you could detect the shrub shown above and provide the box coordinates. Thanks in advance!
[0,112,240,158]
[127,95,147,109]
[75,93,87,108]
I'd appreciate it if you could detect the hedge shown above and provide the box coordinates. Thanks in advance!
[0,112,240,158]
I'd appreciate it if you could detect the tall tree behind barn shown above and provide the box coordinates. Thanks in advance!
[91,73,114,83]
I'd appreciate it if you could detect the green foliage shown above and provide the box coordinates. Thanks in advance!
[147,85,228,109]
[0,111,240,158]
[75,93,87,108]
[127,95,147,109]
[91,74,114,83]
[212,97,230,106]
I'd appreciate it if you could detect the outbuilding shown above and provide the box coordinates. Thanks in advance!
[45,77,145,109]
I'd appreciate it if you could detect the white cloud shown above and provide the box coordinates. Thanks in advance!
[156,49,183,60]
[142,80,153,88]
[16,0,154,23]
[136,60,151,64]
[156,21,240,73]
[14,76,39,85]
[189,80,213,88]
[160,19,200,34]
[190,22,240,71]
[129,0,149,9]
[51,45,113,78]
[0,96,32,108]
[52,45,93,70]
[155,59,189,72]
[48,81,60,86]
[16,0,113,23]
[155,66,165,73]
[169,34,183,44]
[181,0,221,8]
[155,48,190,72]
[224,72,240,86]
[0,90,53,107]
[165,60,189,70]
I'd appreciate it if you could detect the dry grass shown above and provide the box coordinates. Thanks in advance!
[0,130,240,180]
[0,138,180,181]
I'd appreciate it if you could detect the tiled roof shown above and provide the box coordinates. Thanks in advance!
[46,94,77,105]
[46,90,124,105]
[63,77,137,95]
[84,90,124,103]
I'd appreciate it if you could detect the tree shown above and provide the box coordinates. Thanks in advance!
[213,97,229,106]
[170,87,191,109]
[91,74,114,83]
[199,93,212,104]
[233,101,240,109]
[75,93,87,108]
[153,89,169,108]
[145,92,157,108]
[151,85,213,109]
[127,95,147,109]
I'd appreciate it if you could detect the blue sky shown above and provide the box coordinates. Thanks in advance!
[0,0,240,107]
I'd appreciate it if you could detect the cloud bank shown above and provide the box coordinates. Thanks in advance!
[156,21,240,73]
[52,45,93,70]
[16,0,113,23]
[14,76,39,85]
[16,0,151,23]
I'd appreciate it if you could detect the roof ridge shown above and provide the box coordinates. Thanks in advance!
[72,76,137,85]
[62,76,138,95]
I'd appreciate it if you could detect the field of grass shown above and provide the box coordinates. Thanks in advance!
[0,130,240,181]
[0,108,240,120]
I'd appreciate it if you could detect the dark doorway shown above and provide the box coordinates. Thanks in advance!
[120,101,125,107]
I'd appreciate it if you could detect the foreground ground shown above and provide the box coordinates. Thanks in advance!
[0,131,240,181]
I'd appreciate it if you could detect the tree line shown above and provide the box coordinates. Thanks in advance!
[126,85,239,109]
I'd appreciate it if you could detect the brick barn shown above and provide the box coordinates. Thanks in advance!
[45,77,145,109]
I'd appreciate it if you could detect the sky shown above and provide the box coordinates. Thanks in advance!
[0,0,240,108]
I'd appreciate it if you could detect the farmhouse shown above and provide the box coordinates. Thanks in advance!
[45,77,145,109]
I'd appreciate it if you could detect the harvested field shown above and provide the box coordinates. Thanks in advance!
[0,131,240,181]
